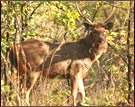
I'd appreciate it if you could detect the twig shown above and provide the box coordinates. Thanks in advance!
[29,3,43,20]
[127,0,132,102]
[108,42,134,72]
[104,1,134,13]
[39,32,68,86]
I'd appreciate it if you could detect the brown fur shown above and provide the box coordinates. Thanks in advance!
[9,22,113,106]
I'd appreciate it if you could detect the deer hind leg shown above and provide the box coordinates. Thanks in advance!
[78,78,85,104]
[71,77,79,106]
[25,71,41,106]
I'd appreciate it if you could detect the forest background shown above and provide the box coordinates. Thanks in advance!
[1,1,134,106]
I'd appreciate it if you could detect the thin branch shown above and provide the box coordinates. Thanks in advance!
[108,42,134,72]
[12,2,21,44]
[29,3,43,20]
[104,1,134,13]
[127,0,132,102]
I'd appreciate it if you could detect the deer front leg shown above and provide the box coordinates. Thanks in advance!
[78,78,85,104]
[71,77,79,106]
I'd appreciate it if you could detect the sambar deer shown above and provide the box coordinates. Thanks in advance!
[9,3,115,106]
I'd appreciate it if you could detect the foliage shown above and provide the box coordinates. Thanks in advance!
[1,1,134,106]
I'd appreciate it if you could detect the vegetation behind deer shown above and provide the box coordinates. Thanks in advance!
[1,1,134,106]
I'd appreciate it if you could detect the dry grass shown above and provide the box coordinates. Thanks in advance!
[1,71,134,106]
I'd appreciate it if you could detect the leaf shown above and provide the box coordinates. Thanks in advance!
[1,80,5,85]
[1,85,10,92]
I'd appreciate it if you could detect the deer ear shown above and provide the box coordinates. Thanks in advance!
[83,22,93,30]
[104,22,113,30]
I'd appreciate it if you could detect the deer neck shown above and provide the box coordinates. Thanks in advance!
[78,35,93,49]
[78,35,105,62]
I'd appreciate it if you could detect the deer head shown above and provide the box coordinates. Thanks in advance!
[76,2,115,53]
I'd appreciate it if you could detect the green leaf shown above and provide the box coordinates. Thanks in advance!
[1,85,10,92]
